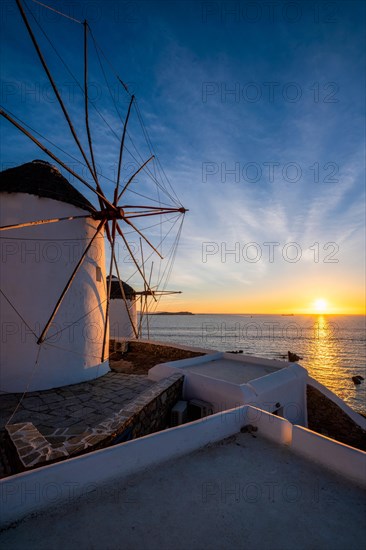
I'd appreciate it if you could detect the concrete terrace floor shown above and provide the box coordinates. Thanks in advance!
[1,433,365,550]
[0,372,154,443]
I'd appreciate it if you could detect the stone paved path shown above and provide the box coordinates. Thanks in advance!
[0,372,154,443]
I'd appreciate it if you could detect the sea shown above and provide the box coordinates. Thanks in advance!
[142,314,366,414]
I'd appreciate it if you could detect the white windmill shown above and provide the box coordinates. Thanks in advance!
[0,0,187,392]
[108,276,137,342]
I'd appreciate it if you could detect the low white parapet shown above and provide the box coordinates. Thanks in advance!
[244,405,293,445]
[292,425,366,487]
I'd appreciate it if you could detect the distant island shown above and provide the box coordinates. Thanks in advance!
[150,311,194,316]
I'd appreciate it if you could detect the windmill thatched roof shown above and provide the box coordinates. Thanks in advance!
[0,160,94,212]
[108,276,136,300]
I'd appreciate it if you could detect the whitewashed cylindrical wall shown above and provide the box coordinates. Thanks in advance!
[0,191,109,392]
[109,297,137,341]
[107,276,137,341]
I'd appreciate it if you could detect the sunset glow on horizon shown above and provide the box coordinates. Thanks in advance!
[154,291,365,315]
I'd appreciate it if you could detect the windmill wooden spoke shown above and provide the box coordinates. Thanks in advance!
[124,209,187,220]
[115,94,135,204]
[84,21,98,183]
[139,238,148,337]
[117,155,154,201]
[120,205,187,219]
[122,217,163,259]
[101,219,117,361]
[83,20,111,217]
[0,109,117,211]
[121,205,187,212]
[38,219,105,344]
[0,214,91,232]
[145,260,154,339]
[15,0,110,208]
[136,290,182,296]
[111,249,139,339]
[138,293,144,338]
[104,220,113,245]
[115,222,157,301]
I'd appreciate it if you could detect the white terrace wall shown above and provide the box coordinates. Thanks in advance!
[149,354,308,425]
[1,404,365,529]
[248,364,308,425]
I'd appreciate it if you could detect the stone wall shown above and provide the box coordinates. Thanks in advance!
[6,373,184,471]
[307,385,366,451]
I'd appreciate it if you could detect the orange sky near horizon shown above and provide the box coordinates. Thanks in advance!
[155,234,365,316]
[151,288,365,315]
[153,302,365,315]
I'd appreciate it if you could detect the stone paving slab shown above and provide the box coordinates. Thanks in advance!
[4,374,183,471]
[0,372,154,443]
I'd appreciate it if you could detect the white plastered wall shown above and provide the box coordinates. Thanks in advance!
[0,193,109,392]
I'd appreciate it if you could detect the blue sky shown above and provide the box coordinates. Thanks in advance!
[1,0,365,313]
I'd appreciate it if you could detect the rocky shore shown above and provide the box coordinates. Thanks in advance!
[307,385,366,451]
[109,340,204,374]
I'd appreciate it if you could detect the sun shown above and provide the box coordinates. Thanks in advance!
[313,298,328,314]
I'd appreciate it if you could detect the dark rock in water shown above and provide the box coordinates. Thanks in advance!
[288,351,303,362]
[226,350,242,354]
[352,375,364,385]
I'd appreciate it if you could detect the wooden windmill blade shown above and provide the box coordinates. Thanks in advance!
[137,242,154,340]
[0,214,92,232]
[146,263,155,339]
[140,238,148,339]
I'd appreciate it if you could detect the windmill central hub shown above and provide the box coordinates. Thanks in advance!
[116,207,125,219]
[94,207,125,221]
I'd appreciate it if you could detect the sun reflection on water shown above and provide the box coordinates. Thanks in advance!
[305,315,360,404]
